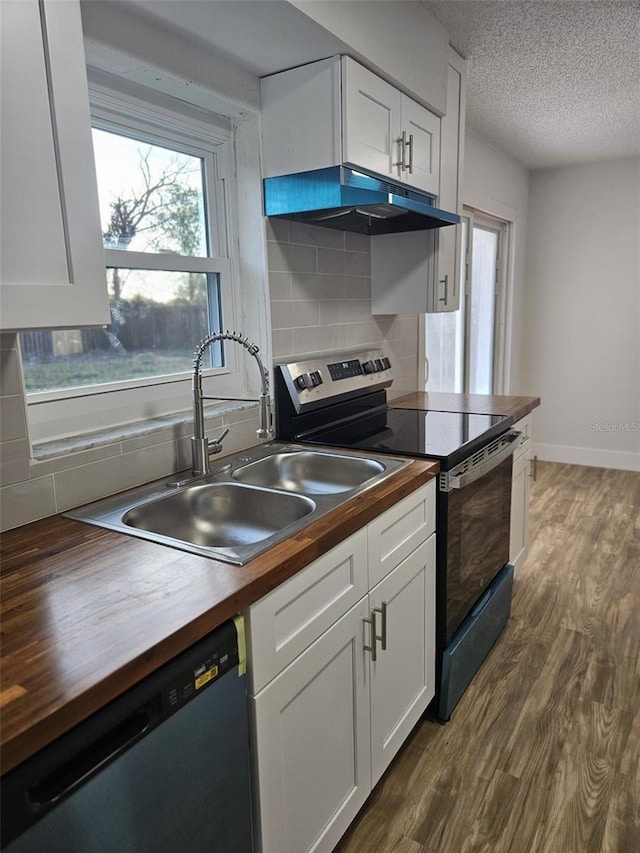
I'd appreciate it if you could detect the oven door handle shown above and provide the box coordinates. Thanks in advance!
[442,430,522,492]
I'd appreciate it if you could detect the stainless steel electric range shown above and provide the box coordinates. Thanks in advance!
[275,348,522,720]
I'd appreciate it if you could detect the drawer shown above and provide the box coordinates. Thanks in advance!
[246,528,368,694]
[367,480,436,588]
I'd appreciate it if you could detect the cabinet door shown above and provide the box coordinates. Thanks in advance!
[251,599,371,853]
[342,57,402,182]
[369,534,436,785]
[401,97,440,195]
[432,55,465,313]
[0,0,109,331]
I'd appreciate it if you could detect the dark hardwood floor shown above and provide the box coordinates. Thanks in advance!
[335,461,640,853]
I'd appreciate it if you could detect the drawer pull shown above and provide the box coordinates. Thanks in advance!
[374,602,388,652]
[364,611,378,661]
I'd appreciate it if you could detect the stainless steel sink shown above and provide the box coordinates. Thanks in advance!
[123,483,315,548]
[65,442,411,565]
[232,451,385,494]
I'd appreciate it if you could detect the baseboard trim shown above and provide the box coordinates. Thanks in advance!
[533,442,640,472]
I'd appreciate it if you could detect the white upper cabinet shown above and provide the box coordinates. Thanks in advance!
[431,48,466,313]
[371,47,466,315]
[342,57,440,195]
[261,55,441,196]
[0,0,109,331]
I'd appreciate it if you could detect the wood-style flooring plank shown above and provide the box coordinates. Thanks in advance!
[334,462,640,853]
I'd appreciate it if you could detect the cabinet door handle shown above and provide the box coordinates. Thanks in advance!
[394,131,407,169]
[406,133,414,174]
[439,274,449,304]
[364,611,377,661]
[529,454,538,481]
[374,602,388,651]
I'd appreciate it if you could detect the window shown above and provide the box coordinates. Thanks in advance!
[427,209,510,394]
[19,86,249,444]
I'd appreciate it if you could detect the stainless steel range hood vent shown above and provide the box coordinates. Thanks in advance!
[263,166,460,236]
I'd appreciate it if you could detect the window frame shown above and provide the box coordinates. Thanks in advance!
[22,82,256,444]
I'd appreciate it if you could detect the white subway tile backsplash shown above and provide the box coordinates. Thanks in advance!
[345,321,385,347]
[29,442,121,477]
[270,301,296,330]
[288,222,345,249]
[293,325,348,356]
[318,301,340,325]
[345,251,371,277]
[53,442,177,512]
[268,272,292,300]
[291,272,345,301]
[271,329,294,358]
[267,241,316,273]
[0,476,56,530]
[292,301,319,327]
[345,275,371,299]
[317,247,346,275]
[0,438,30,487]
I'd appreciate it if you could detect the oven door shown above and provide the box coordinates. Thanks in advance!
[439,430,521,644]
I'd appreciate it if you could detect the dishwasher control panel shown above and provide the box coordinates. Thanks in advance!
[163,619,239,715]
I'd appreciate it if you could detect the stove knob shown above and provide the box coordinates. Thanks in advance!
[374,358,385,372]
[309,370,323,387]
[381,357,392,370]
[295,372,313,390]
[362,360,377,374]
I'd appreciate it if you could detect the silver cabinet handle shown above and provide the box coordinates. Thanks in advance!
[439,274,449,304]
[364,610,378,661]
[529,454,538,481]
[395,131,407,169]
[374,602,388,651]
[406,132,414,174]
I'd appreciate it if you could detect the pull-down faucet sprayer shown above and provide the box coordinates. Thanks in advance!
[190,331,272,477]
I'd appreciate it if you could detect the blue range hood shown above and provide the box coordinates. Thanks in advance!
[263,166,460,236]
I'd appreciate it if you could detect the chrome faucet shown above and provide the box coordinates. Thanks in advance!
[190,330,272,477]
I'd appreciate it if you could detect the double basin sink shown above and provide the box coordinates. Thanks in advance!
[67,443,411,565]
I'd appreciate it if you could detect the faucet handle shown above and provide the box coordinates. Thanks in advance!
[208,427,230,454]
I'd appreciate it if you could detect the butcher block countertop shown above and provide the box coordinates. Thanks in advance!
[0,455,438,774]
[393,391,540,424]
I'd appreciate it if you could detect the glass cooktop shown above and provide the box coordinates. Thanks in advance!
[299,407,511,470]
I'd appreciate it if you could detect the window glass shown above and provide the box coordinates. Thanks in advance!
[93,128,208,255]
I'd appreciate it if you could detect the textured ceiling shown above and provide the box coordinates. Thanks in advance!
[419,0,640,168]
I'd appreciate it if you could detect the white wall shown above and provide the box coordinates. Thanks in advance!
[463,130,531,395]
[523,157,640,471]
[288,0,448,115]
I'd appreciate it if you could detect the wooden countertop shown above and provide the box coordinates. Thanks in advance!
[0,456,438,774]
[392,391,540,425]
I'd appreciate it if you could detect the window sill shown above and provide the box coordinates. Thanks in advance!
[31,400,260,462]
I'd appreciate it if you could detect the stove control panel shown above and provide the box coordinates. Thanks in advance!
[294,370,323,390]
[276,348,394,413]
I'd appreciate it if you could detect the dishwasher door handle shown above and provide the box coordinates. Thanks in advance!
[28,700,160,811]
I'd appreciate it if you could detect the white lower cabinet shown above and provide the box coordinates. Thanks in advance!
[369,534,435,785]
[510,415,534,570]
[247,481,436,853]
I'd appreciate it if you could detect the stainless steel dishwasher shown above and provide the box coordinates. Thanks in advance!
[1,619,254,853]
